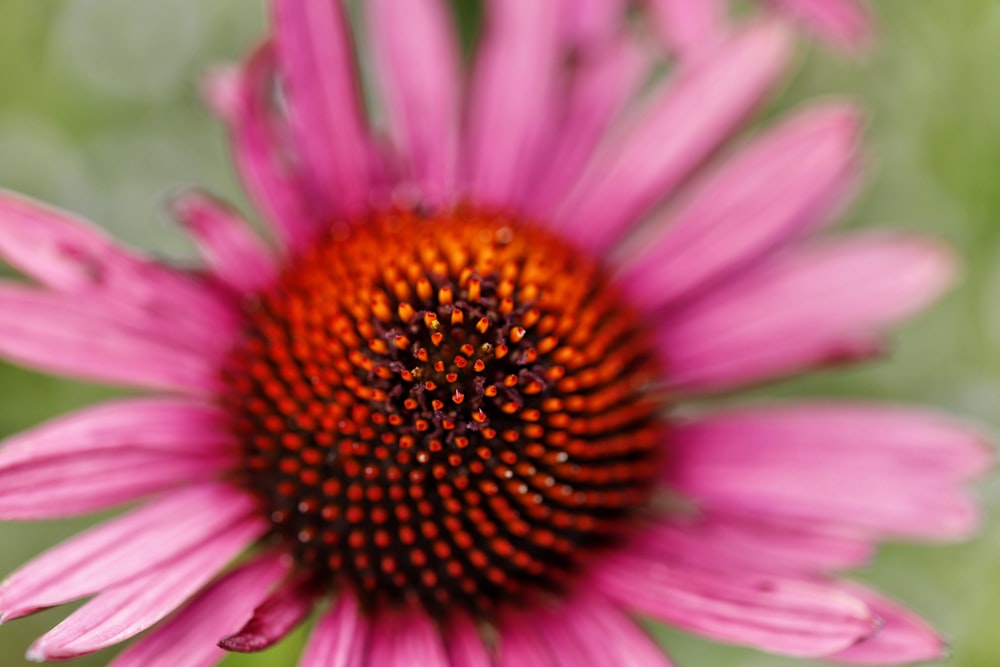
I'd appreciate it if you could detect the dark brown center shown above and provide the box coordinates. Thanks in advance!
[222,207,665,616]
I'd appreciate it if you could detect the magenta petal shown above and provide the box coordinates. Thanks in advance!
[463,0,562,208]
[660,233,955,393]
[832,584,947,664]
[648,0,725,56]
[171,191,278,293]
[300,591,368,667]
[26,514,267,660]
[497,615,558,667]
[444,613,493,667]
[557,594,675,667]
[668,403,989,539]
[595,552,875,657]
[552,22,792,252]
[366,0,461,205]
[0,484,257,621]
[272,0,370,218]
[618,103,861,312]
[770,0,873,51]
[368,608,450,667]
[219,574,315,653]
[108,554,288,667]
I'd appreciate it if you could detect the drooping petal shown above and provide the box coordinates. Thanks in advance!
[219,574,315,653]
[667,404,989,539]
[368,607,451,667]
[171,191,278,293]
[108,554,288,667]
[272,0,370,217]
[617,103,861,311]
[551,21,792,251]
[594,551,875,657]
[832,584,946,664]
[0,484,257,621]
[463,0,562,208]
[659,234,955,393]
[769,0,873,51]
[300,591,368,667]
[445,613,494,667]
[366,0,461,205]
[26,514,267,660]
[647,0,726,56]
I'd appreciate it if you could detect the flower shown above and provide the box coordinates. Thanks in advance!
[0,1,985,666]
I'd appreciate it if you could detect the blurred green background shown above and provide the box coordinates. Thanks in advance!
[0,1,998,665]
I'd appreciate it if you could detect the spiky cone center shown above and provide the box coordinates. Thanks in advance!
[222,207,665,616]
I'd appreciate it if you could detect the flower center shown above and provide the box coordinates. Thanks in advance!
[222,207,665,616]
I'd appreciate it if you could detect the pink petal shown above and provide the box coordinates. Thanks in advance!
[171,191,278,293]
[770,0,873,51]
[559,0,626,46]
[557,594,676,667]
[300,591,368,667]
[368,608,450,667]
[108,554,288,667]
[272,0,370,218]
[27,514,267,660]
[551,21,792,252]
[0,284,224,393]
[594,551,876,657]
[660,234,955,393]
[617,103,861,311]
[219,574,315,653]
[366,0,461,206]
[204,47,320,252]
[463,0,562,208]
[444,614,493,667]
[647,0,726,56]
[0,484,257,622]
[497,615,558,667]
[832,584,946,664]
[667,403,989,539]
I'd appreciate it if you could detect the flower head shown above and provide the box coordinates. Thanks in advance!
[0,1,984,666]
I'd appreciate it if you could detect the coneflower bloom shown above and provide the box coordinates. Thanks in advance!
[0,2,984,666]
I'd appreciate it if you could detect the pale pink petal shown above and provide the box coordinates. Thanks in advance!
[0,484,257,621]
[667,404,989,539]
[660,234,955,392]
[770,0,873,50]
[551,22,792,252]
[0,284,224,393]
[463,0,562,208]
[648,0,726,56]
[497,615,558,667]
[445,613,494,667]
[272,0,370,217]
[219,574,315,653]
[26,514,267,660]
[618,103,861,311]
[594,551,876,657]
[300,591,368,667]
[204,48,320,252]
[832,584,946,664]
[368,608,450,667]
[557,594,675,667]
[366,0,461,206]
[171,191,278,293]
[109,554,288,667]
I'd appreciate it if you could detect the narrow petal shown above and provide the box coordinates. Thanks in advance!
[300,591,368,667]
[0,484,256,621]
[770,0,873,50]
[667,404,989,539]
[497,616,558,667]
[463,0,562,207]
[368,608,450,667]
[832,584,946,664]
[204,48,320,252]
[617,103,861,311]
[594,552,875,657]
[552,22,792,251]
[660,234,955,393]
[272,0,369,217]
[445,614,494,667]
[0,284,224,393]
[366,0,461,205]
[558,594,676,667]
[109,554,288,667]
[27,515,267,660]
[220,574,315,653]
[171,191,278,293]
[648,0,726,56]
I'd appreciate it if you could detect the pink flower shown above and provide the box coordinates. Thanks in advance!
[0,2,983,666]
